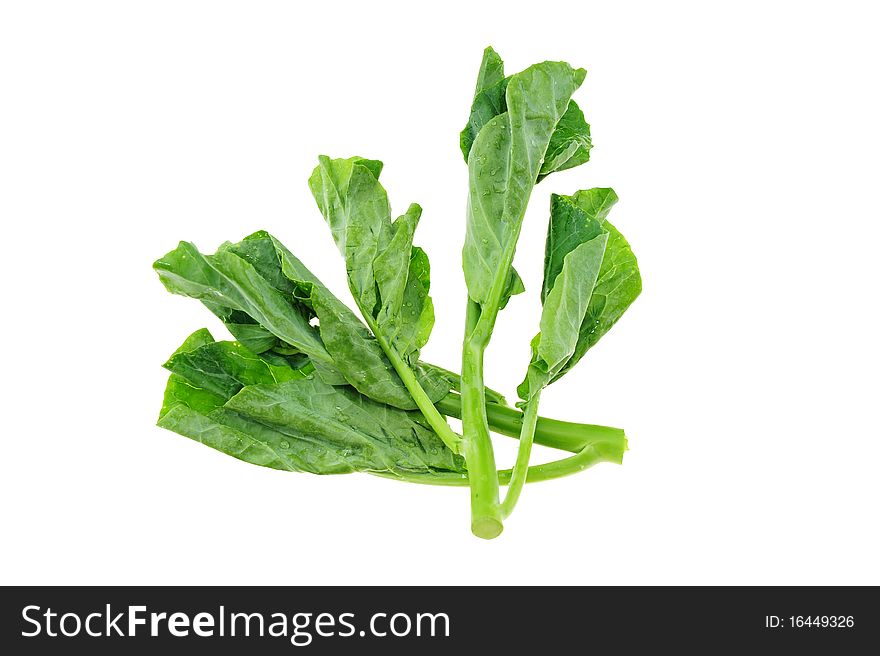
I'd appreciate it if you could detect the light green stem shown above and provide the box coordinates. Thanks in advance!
[372,435,626,487]
[460,300,503,539]
[435,394,624,454]
[460,197,533,538]
[500,388,541,518]
[362,315,462,455]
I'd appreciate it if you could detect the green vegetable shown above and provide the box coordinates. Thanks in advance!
[159,330,624,481]
[459,47,592,182]
[308,156,460,453]
[153,47,640,539]
[159,330,463,475]
[156,230,449,410]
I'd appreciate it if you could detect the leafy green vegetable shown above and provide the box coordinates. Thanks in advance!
[309,155,462,453]
[462,60,586,306]
[155,231,448,410]
[158,329,328,474]
[518,231,608,404]
[459,55,592,537]
[154,232,516,427]
[308,157,434,365]
[159,330,465,476]
[549,193,642,382]
[158,331,622,479]
[459,47,592,182]
[153,46,641,539]
[501,190,640,515]
[226,380,464,476]
[154,241,328,360]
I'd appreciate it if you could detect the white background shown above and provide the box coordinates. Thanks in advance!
[2,1,878,585]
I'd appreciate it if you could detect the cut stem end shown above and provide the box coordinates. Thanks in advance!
[472,517,504,540]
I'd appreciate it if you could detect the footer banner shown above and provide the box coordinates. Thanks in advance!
[1,586,876,653]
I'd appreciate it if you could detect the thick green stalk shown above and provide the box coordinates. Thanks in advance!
[362,314,463,455]
[500,388,541,518]
[372,435,626,487]
[461,197,531,537]
[461,204,529,536]
[435,395,623,454]
[461,300,503,539]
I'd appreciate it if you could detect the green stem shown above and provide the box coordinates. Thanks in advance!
[372,435,627,487]
[461,301,503,539]
[461,185,533,537]
[362,315,462,455]
[423,362,507,405]
[500,388,541,518]
[435,394,623,454]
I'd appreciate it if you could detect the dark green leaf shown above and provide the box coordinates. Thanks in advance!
[157,330,323,473]
[153,241,329,362]
[518,233,608,403]
[373,204,435,360]
[543,190,617,301]
[551,218,641,382]
[268,231,448,408]
[308,156,449,402]
[158,332,465,476]
[309,290,422,408]
[536,234,608,374]
[518,189,641,399]
[308,156,392,314]
[460,80,509,161]
[537,100,592,181]
[163,337,307,399]
[201,302,283,354]
[459,48,592,183]
[473,46,505,98]
[462,61,586,307]
[227,378,466,476]
[155,230,450,409]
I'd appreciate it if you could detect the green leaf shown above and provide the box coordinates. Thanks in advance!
[163,338,308,399]
[460,49,591,183]
[462,60,586,307]
[500,267,526,309]
[169,327,215,357]
[308,156,392,314]
[201,303,285,354]
[309,290,420,408]
[538,234,609,375]
[157,331,324,473]
[543,190,616,301]
[459,46,507,159]
[189,232,316,356]
[551,218,641,383]
[266,230,448,408]
[308,156,448,389]
[538,100,592,181]
[158,333,465,476]
[545,189,641,382]
[460,78,509,161]
[518,189,641,401]
[158,328,228,420]
[473,46,505,98]
[155,230,448,409]
[373,204,435,359]
[226,230,406,399]
[153,241,329,362]
[518,233,608,403]
[158,394,320,472]
[227,378,466,476]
